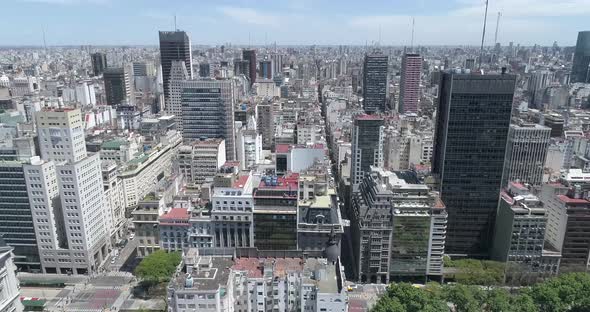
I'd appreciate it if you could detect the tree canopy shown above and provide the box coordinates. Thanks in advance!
[134,250,181,284]
[372,273,590,312]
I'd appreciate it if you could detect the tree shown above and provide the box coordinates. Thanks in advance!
[530,272,590,312]
[443,284,482,312]
[134,250,181,285]
[372,283,448,312]
[510,292,538,312]
[484,288,512,312]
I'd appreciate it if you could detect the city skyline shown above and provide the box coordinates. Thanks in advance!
[2,0,589,46]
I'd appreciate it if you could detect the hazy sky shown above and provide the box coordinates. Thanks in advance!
[2,0,589,46]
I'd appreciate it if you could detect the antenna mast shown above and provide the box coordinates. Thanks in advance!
[174,14,177,30]
[42,25,47,51]
[410,17,415,51]
[494,12,501,45]
[478,0,489,70]
[378,24,382,46]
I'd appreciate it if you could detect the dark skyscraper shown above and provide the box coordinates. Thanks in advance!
[571,31,590,83]
[242,49,257,85]
[362,52,388,113]
[159,31,193,105]
[432,71,516,257]
[199,63,210,78]
[90,52,107,77]
[103,67,132,106]
[259,60,272,79]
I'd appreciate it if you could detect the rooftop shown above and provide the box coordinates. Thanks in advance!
[557,194,590,205]
[160,208,190,221]
[231,258,303,279]
[232,175,250,189]
[171,256,233,291]
[257,173,299,190]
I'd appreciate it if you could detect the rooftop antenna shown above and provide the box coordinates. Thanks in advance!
[42,25,47,51]
[248,32,251,48]
[410,17,415,51]
[174,14,177,30]
[494,12,502,45]
[478,0,489,70]
[378,24,382,47]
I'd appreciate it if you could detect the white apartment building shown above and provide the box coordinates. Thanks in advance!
[211,174,255,248]
[165,61,189,133]
[237,129,261,170]
[178,139,226,185]
[25,109,109,275]
[296,123,324,146]
[36,109,87,163]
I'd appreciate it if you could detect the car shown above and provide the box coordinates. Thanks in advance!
[129,233,135,240]
[111,258,116,264]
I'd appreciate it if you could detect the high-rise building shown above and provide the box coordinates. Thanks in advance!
[181,79,236,160]
[242,49,257,85]
[432,71,515,257]
[492,182,559,276]
[25,109,108,274]
[350,115,384,192]
[0,161,40,272]
[571,31,590,83]
[502,123,551,187]
[177,139,226,185]
[362,52,388,113]
[257,103,274,150]
[465,58,476,70]
[165,61,189,133]
[399,53,422,114]
[234,59,250,79]
[259,60,272,79]
[199,63,210,78]
[351,167,447,283]
[91,52,107,77]
[539,172,590,272]
[36,109,87,163]
[159,30,193,104]
[103,67,132,106]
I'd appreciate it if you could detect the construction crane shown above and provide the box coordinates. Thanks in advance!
[494,12,502,45]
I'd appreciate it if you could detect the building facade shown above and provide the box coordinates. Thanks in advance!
[159,30,193,104]
[350,115,384,192]
[177,139,226,185]
[503,123,551,187]
[91,52,107,77]
[571,31,590,83]
[399,53,422,114]
[362,53,388,113]
[351,167,446,283]
[432,72,515,257]
[181,79,236,161]
[103,67,132,106]
[166,61,190,133]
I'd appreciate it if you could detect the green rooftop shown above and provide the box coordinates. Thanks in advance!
[128,153,149,165]
[101,139,126,150]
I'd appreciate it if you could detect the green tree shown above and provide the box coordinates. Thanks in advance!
[530,272,590,312]
[372,283,448,312]
[510,292,538,312]
[484,288,512,312]
[443,284,482,312]
[134,250,181,285]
